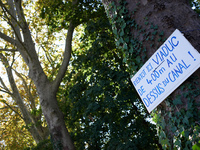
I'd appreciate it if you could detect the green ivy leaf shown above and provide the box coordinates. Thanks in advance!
[113,29,118,35]
[123,57,127,63]
[129,47,133,53]
[120,30,124,36]
[121,23,126,29]
[123,43,128,50]
[192,141,200,150]
[173,98,183,105]
[135,56,141,64]
[183,117,189,126]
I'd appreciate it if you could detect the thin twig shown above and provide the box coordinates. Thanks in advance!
[0,49,18,52]
[0,100,23,119]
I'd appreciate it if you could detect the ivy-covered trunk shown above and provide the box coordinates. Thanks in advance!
[102,0,200,149]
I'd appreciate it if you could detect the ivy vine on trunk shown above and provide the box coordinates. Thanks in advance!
[102,0,200,149]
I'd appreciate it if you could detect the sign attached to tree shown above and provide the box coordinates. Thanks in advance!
[131,29,200,113]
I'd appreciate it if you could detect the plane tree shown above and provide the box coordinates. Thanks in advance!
[0,0,106,149]
[0,0,79,149]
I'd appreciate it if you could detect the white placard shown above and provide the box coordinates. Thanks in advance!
[131,29,200,113]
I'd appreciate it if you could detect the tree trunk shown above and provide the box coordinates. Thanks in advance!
[102,0,200,148]
[26,22,76,150]
[37,82,75,150]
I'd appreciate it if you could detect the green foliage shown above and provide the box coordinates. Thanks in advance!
[192,141,200,150]
[61,3,160,149]
[153,79,200,149]
[190,0,200,15]
[38,0,104,32]
[24,139,53,150]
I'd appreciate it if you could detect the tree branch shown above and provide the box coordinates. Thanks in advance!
[13,69,36,110]
[0,0,23,29]
[0,48,18,52]
[0,31,30,66]
[52,22,75,92]
[40,44,55,70]
[0,53,31,117]
[51,0,78,92]
[0,53,43,135]
[0,0,22,43]
[14,0,32,43]
[15,0,48,84]
[0,100,23,119]
[0,77,12,95]
[0,106,18,110]
[0,0,37,67]
[0,88,12,95]
[7,0,22,41]
[0,31,22,48]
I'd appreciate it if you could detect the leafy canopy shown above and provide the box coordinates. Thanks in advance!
[61,4,160,150]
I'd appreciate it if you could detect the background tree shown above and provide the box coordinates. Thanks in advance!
[0,0,110,149]
[102,0,200,149]
[0,52,50,144]
[0,0,77,149]
[0,0,70,148]
[0,95,35,149]
[62,7,161,149]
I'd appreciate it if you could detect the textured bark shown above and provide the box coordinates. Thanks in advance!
[102,0,200,147]
[38,85,75,150]
[29,21,75,150]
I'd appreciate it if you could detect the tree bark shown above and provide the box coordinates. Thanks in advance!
[102,0,200,148]
[28,21,76,150]
[38,84,75,150]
